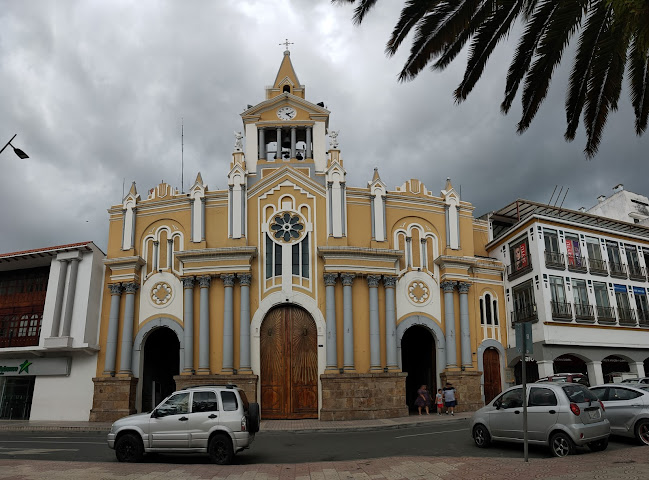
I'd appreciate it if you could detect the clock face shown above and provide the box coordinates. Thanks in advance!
[277,106,296,120]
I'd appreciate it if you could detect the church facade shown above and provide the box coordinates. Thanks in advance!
[90,50,507,422]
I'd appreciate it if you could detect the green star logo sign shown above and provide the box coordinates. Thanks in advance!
[18,360,32,374]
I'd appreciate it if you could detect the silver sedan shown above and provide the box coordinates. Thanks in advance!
[590,383,649,445]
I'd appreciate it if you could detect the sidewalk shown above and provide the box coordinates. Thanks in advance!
[0,411,472,433]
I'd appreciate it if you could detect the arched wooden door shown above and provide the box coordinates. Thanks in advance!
[483,348,502,404]
[260,306,318,419]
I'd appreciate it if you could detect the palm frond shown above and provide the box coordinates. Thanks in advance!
[386,0,438,57]
[516,0,589,132]
[454,0,523,102]
[332,0,380,25]
[629,34,649,134]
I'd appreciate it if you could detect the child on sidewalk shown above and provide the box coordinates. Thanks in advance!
[435,388,444,415]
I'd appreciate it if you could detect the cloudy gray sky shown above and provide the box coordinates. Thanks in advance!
[1,0,647,254]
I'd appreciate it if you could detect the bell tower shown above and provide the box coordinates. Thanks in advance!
[241,47,330,179]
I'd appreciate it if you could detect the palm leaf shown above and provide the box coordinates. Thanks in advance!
[386,0,439,57]
[628,34,649,134]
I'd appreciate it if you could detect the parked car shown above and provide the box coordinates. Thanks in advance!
[471,382,609,457]
[621,377,649,385]
[107,384,260,464]
[535,373,589,386]
[590,383,649,445]
[604,371,638,383]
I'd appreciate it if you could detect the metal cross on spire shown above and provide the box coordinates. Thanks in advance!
[280,38,294,50]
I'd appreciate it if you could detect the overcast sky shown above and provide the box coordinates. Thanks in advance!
[1,0,647,254]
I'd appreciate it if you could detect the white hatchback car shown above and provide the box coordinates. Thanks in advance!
[471,382,610,457]
[108,384,259,464]
[590,383,649,445]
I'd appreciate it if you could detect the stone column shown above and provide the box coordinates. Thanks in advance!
[153,241,159,271]
[167,239,173,269]
[384,276,398,370]
[50,259,69,337]
[275,127,282,159]
[306,126,312,159]
[324,273,338,372]
[587,360,605,386]
[182,277,195,373]
[341,273,355,372]
[198,275,211,374]
[258,127,265,160]
[103,283,122,375]
[441,281,458,368]
[238,274,252,373]
[631,361,646,378]
[458,282,472,368]
[536,360,555,378]
[327,182,333,235]
[290,126,296,158]
[201,198,206,241]
[421,238,427,270]
[222,274,235,373]
[61,257,80,337]
[118,282,139,375]
[406,237,412,267]
[368,275,382,371]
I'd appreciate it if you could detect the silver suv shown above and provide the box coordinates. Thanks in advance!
[108,384,259,464]
[471,382,610,457]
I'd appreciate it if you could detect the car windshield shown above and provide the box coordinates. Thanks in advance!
[621,378,640,383]
[562,383,598,403]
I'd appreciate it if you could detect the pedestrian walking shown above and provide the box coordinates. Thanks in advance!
[414,384,431,415]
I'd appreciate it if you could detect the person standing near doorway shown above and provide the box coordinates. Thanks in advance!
[443,382,457,415]
[435,388,444,415]
[414,384,431,415]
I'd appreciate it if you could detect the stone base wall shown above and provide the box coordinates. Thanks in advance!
[320,372,408,421]
[440,370,483,413]
[174,374,258,406]
[89,377,138,422]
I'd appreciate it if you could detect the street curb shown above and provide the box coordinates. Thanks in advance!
[260,417,470,434]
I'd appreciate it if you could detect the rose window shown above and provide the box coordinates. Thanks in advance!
[270,212,305,242]
[151,282,172,305]
[408,281,430,304]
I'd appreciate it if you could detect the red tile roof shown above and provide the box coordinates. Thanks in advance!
[0,241,94,259]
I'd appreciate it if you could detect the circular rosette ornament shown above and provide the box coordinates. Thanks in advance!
[408,281,430,305]
[270,212,305,243]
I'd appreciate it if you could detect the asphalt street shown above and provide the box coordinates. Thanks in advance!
[0,419,641,465]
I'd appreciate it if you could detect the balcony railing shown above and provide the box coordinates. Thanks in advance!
[638,310,649,327]
[596,305,617,325]
[511,303,538,324]
[574,303,595,323]
[618,307,637,326]
[609,262,628,279]
[628,265,647,281]
[544,251,565,270]
[567,254,588,273]
[588,258,609,276]
[508,257,533,281]
[551,301,573,320]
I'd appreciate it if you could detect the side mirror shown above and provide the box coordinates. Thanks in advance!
[493,400,501,410]
[151,409,159,418]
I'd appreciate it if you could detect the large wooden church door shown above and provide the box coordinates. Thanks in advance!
[483,348,502,404]
[260,306,318,419]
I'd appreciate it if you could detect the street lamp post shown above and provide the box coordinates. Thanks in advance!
[0,134,29,159]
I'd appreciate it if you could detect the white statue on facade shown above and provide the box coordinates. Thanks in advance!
[234,131,243,151]
[328,129,339,149]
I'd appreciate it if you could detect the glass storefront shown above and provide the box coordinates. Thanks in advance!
[0,376,35,420]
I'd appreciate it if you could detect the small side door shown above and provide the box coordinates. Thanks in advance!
[599,386,644,435]
[149,392,191,449]
[489,387,524,440]
[187,390,220,448]
[527,387,559,442]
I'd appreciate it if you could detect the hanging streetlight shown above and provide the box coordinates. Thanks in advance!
[0,134,29,159]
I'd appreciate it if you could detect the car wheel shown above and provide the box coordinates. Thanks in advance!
[115,433,144,463]
[208,433,234,465]
[550,432,575,458]
[247,402,260,434]
[472,424,491,448]
[634,419,649,445]
[587,438,608,452]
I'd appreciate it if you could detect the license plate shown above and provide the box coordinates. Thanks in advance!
[588,410,599,419]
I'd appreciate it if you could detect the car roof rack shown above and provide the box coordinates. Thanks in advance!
[181,384,238,390]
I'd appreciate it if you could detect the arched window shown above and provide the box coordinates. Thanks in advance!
[283,85,291,93]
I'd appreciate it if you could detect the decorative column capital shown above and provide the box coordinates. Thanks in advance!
[167,238,173,244]
[238,273,252,286]
[458,282,471,294]
[201,197,206,204]
[327,181,333,188]
[340,273,355,286]
[153,240,159,247]
[108,283,123,295]
[421,238,427,244]
[222,274,235,287]
[367,275,381,288]
[323,273,338,286]
[405,236,412,243]
[182,276,195,289]
[383,276,397,288]
[198,275,212,288]
[441,281,457,293]
[123,282,139,294]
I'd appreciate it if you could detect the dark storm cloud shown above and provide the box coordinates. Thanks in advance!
[1,0,646,254]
